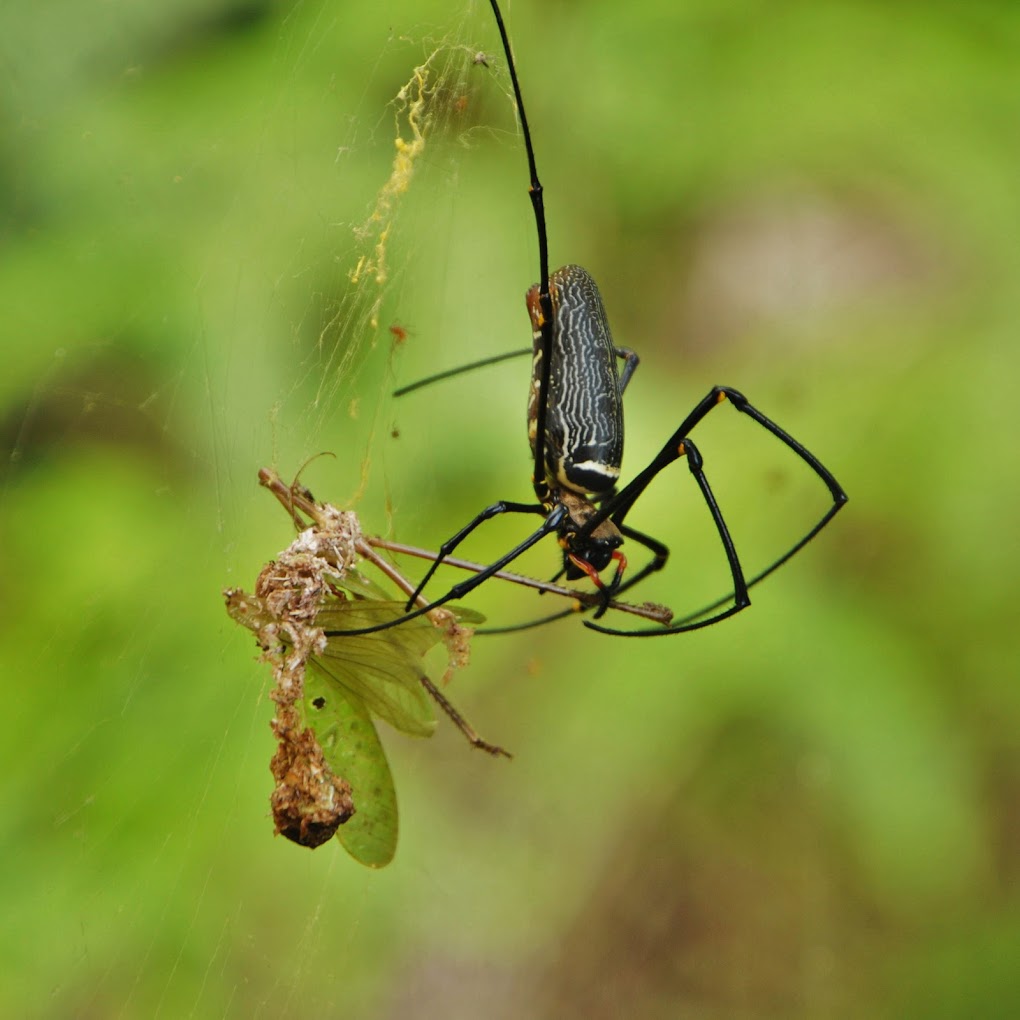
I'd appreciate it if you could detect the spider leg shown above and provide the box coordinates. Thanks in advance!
[404,500,544,611]
[586,438,751,635]
[476,578,678,634]
[479,519,672,631]
[661,387,847,621]
[609,386,846,525]
[582,386,846,636]
[477,607,580,635]
[588,523,670,620]
[326,503,566,637]
[681,392,847,615]
[615,347,640,394]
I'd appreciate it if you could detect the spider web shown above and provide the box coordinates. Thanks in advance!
[0,3,550,1016]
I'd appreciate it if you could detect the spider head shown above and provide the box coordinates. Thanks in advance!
[557,490,624,586]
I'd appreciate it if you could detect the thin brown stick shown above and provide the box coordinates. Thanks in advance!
[367,536,673,625]
[258,465,672,626]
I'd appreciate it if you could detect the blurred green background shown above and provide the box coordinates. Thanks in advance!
[3,0,1019,1016]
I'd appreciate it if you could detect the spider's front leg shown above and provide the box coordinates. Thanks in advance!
[404,500,543,611]
[583,385,846,636]
[588,523,670,620]
[585,437,751,635]
[329,504,566,638]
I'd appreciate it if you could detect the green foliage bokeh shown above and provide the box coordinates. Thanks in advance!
[2,0,1018,1016]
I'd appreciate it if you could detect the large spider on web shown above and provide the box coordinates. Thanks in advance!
[338,0,847,639]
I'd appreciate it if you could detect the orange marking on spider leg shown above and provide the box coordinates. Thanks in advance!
[677,441,688,457]
[610,549,627,586]
[568,554,608,589]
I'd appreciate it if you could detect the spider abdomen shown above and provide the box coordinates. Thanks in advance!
[527,264,623,496]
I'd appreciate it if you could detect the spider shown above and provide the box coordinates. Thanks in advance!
[336,0,847,638]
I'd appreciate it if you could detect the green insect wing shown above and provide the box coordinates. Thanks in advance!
[303,658,398,867]
[304,599,445,867]
[311,600,440,738]
[227,561,486,866]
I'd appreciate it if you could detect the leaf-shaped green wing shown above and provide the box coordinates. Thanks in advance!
[304,661,398,868]
[312,600,441,738]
